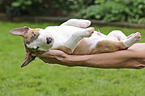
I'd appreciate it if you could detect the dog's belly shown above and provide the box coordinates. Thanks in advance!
[73,32,117,54]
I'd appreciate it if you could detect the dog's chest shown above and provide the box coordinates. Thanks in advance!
[45,26,82,37]
[44,26,83,48]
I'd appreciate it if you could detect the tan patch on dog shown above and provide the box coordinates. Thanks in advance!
[91,40,127,54]
[73,39,127,55]
[73,39,93,55]
[24,28,40,44]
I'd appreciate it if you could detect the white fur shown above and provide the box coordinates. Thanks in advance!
[27,25,94,51]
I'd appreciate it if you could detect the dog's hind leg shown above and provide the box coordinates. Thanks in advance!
[107,30,141,47]
[107,30,128,41]
[123,32,141,47]
[60,19,91,28]
[92,32,141,54]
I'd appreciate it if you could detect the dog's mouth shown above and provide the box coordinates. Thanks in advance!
[21,44,36,67]
[21,37,53,67]
[21,44,45,68]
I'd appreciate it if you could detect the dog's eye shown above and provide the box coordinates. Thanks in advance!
[32,32,36,37]
[31,32,37,40]
[46,37,52,44]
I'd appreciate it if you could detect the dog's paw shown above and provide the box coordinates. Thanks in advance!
[124,32,141,47]
[81,27,94,37]
[129,32,141,42]
[79,20,91,28]
[135,32,141,41]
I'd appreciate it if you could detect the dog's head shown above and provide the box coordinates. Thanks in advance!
[10,26,40,43]
[10,26,53,67]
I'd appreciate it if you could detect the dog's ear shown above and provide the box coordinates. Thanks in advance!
[10,26,29,36]
[21,51,36,67]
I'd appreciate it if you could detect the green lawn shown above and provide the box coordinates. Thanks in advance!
[0,21,145,96]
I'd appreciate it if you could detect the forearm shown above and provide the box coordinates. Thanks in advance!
[60,50,138,68]
[37,43,145,69]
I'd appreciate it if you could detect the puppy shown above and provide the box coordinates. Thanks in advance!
[10,19,141,67]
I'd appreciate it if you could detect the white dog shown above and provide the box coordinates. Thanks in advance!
[10,19,141,54]
[10,19,141,67]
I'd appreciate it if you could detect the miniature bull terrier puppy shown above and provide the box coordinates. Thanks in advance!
[10,19,141,67]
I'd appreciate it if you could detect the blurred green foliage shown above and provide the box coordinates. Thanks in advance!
[0,0,3,4]
[0,0,93,17]
[11,0,32,10]
[0,0,145,25]
[79,0,145,24]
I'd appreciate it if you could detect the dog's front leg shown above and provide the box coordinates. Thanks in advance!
[64,27,94,51]
[60,19,91,28]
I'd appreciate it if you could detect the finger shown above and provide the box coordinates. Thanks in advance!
[36,50,67,58]
[136,64,145,69]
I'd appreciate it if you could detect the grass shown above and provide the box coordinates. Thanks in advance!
[0,20,145,96]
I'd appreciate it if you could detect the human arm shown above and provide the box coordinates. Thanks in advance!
[36,43,145,69]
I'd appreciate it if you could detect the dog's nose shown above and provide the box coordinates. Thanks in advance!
[46,37,52,44]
